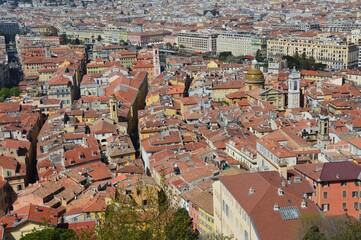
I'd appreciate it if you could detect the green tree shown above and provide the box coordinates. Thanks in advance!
[331,217,361,240]
[238,55,245,64]
[96,200,155,240]
[61,33,69,44]
[0,87,10,101]
[20,227,77,240]
[9,87,20,97]
[303,225,326,240]
[282,53,325,71]
[255,49,264,62]
[165,42,172,49]
[164,208,198,240]
[74,38,81,45]
[219,51,232,62]
[299,215,361,240]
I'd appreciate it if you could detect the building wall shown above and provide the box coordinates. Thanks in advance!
[198,208,214,236]
[217,33,263,57]
[226,142,257,168]
[256,142,297,170]
[5,222,47,240]
[177,33,218,53]
[314,179,361,219]
[0,22,20,35]
[213,181,259,240]
[48,84,72,107]
[267,39,358,70]
[189,202,199,230]
[211,88,239,102]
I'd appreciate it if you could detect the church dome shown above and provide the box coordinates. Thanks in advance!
[245,60,265,85]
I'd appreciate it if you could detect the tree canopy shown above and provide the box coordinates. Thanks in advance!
[20,227,77,240]
[165,208,199,240]
[218,51,232,62]
[0,86,20,102]
[301,215,361,240]
[282,53,326,71]
[255,49,264,63]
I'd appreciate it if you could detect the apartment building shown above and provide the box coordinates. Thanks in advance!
[177,32,218,53]
[217,32,265,57]
[109,49,137,68]
[0,21,20,35]
[267,37,359,70]
[213,171,320,240]
[295,161,361,219]
[48,74,75,107]
[127,30,171,46]
[256,129,319,172]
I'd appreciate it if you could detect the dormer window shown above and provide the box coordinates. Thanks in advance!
[278,187,284,196]
[294,176,302,183]
[274,203,280,211]
[301,200,307,208]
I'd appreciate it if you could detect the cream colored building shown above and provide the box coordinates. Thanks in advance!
[226,140,257,169]
[217,32,265,57]
[213,172,321,240]
[177,32,218,53]
[267,37,359,70]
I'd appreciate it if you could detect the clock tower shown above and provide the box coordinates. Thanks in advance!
[288,67,300,109]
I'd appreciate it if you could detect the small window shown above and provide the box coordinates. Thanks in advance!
[6,171,11,177]
[322,182,330,187]
[341,181,347,186]
[17,185,22,191]
[342,202,347,210]
[322,204,329,212]
[342,191,347,198]
[142,200,147,207]
[352,191,358,198]
[354,202,358,210]
[323,192,328,199]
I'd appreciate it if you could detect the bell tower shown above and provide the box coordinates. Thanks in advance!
[153,46,161,78]
[109,94,118,123]
[288,67,300,109]
[317,117,330,149]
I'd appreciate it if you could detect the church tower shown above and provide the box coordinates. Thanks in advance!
[153,46,161,79]
[288,67,300,109]
[317,117,330,149]
[245,60,265,91]
[109,95,118,123]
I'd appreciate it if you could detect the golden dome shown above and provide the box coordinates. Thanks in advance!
[245,60,265,84]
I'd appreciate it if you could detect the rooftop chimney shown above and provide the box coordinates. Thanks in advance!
[281,181,286,187]
[249,187,255,195]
